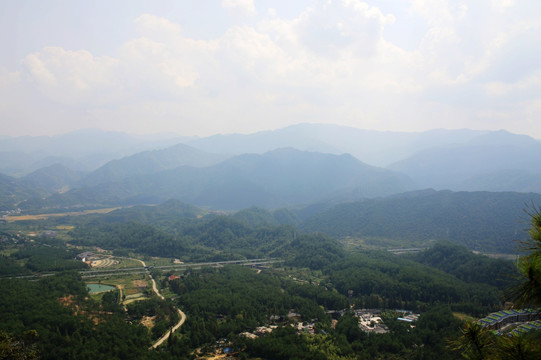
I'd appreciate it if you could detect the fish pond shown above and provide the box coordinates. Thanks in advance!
[87,283,116,294]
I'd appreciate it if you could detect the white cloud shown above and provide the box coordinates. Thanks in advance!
[118,37,200,95]
[134,13,183,37]
[2,1,541,138]
[491,0,515,10]
[222,0,257,16]
[21,47,121,105]
[288,0,393,57]
[19,15,212,106]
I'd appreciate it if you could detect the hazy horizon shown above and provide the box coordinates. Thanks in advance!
[0,123,539,142]
[1,1,540,138]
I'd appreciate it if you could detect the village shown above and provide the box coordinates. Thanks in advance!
[241,308,419,338]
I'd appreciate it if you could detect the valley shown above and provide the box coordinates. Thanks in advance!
[3,1,541,357]
[1,195,539,359]
[0,125,540,359]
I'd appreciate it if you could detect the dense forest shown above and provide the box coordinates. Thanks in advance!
[0,273,154,360]
[1,199,539,359]
[301,190,541,253]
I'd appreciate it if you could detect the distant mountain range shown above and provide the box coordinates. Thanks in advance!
[1,124,540,212]
[0,129,190,176]
[184,125,541,194]
[19,148,414,210]
[388,130,541,192]
[185,124,489,167]
[21,164,84,192]
[81,143,228,187]
[0,173,46,211]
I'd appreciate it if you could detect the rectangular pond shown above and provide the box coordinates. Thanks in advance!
[87,283,116,294]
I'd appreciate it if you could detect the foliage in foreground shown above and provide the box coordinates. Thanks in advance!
[452,207,541,359]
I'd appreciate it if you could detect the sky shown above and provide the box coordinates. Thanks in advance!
[0,0,540,138]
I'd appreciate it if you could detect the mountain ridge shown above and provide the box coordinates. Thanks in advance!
[19,148,415,211]
[300,189,541,253]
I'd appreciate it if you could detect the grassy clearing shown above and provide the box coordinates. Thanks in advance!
[273,266,327,286]
[340,236,434,251]
[56,225,75,230]
[0,248,19,256]
[144,257,179,267]
[453,312,476,323]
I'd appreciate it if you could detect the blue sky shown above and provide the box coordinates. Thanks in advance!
[1,0,540,138]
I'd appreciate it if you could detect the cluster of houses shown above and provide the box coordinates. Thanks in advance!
[355,309,389,334]
[239,310,318,340]
[293,321,316,334]
[478,309,541,335]
[397,312,420,323]
[241,325,278,339]
[239,308,421,340]
[354,309,420,334]
[0,208,21,219]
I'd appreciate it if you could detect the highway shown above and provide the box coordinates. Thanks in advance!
[3,258,283,280]
[79,257,283,278]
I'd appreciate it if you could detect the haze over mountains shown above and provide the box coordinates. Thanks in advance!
[81,143,228,187]
[15,149,413,211]
[0,129,190,176]
[184,124,489,167]
[389,130,541,192]
[1,123,540,218]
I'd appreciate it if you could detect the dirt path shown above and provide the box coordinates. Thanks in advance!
[132,258,146,267]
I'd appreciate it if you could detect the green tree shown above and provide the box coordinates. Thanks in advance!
[448,321,495,360]
[0,330,39,360]
[495,331,541,360]
[507,206,541,308]
[452,206,541,360]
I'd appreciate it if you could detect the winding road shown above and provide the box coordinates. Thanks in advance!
[151,308,186,348]
[129,258,187,349]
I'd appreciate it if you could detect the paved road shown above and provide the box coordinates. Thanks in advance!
[151,308,187,349]
[150,275,164,300]
[76,258,283,279]
[131,257,187,349]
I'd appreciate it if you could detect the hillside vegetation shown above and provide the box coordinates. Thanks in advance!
[301,189,541,253]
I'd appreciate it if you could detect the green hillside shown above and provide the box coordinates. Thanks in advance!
[301,190,541,253]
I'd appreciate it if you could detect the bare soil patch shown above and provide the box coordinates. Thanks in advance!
[132,279,148,287]
[141,315,156,329]
[5,207,120,222]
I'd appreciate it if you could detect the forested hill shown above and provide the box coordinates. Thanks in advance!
[300,189,541,253]
[0,173,46,211]
[1,194,527,359]
[411,241,516,289]
[20,148,414,211]
[21,163,84,192]
[80,143,228,187]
